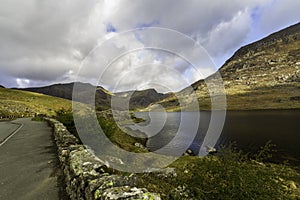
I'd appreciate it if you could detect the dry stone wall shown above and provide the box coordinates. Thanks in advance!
[45,118,161,200]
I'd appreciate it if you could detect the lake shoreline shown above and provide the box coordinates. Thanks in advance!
[138,107,300,114]
[132,110,300,166]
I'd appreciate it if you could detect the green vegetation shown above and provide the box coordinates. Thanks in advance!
[137,144,300,200]
[55,110,80,141]
[97,115,147,153]
[31,115,45,121]
[0,87,71,118]
[56,110,147,153]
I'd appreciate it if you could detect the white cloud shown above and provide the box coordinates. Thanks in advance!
[0,0,298,92]
[16,78,30,88]
[202,9,253,57]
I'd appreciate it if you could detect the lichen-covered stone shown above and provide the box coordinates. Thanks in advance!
[170,185,191,200]
[143,168,177,179]
[96,186,161,200]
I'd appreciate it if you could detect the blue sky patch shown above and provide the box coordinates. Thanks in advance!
[136,20,160,29]
[106,23,117,33]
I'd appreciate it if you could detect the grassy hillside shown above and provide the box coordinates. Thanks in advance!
[0,87,71,118]
[152,22,300,111]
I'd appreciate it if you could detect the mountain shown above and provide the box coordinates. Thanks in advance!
[154,22,300,111]
[21,82,111,101]
[114,89,170,110]
[21,83,170,111]
[0,85,4,88]
[0,87,71,118]
[21,82,112,110]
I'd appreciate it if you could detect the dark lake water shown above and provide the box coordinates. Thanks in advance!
[128,110,300,164]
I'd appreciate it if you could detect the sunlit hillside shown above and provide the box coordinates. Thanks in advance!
[0,87,71,118]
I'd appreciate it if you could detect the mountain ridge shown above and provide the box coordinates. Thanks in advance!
[20,82,170,111]
[152,22,300,111]
[228,22,300,61]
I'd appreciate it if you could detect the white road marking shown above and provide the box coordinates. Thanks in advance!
[0,122,24,147]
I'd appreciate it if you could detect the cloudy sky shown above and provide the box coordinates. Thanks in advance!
[0,0,299,92]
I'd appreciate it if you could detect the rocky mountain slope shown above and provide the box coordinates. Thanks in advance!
[155,22,300,111]
[114,89,170,110]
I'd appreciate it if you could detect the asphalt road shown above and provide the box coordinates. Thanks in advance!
[0,118,63,200]
[0,121,21,144]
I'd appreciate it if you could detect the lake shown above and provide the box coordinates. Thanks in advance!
[127,110,300,164]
